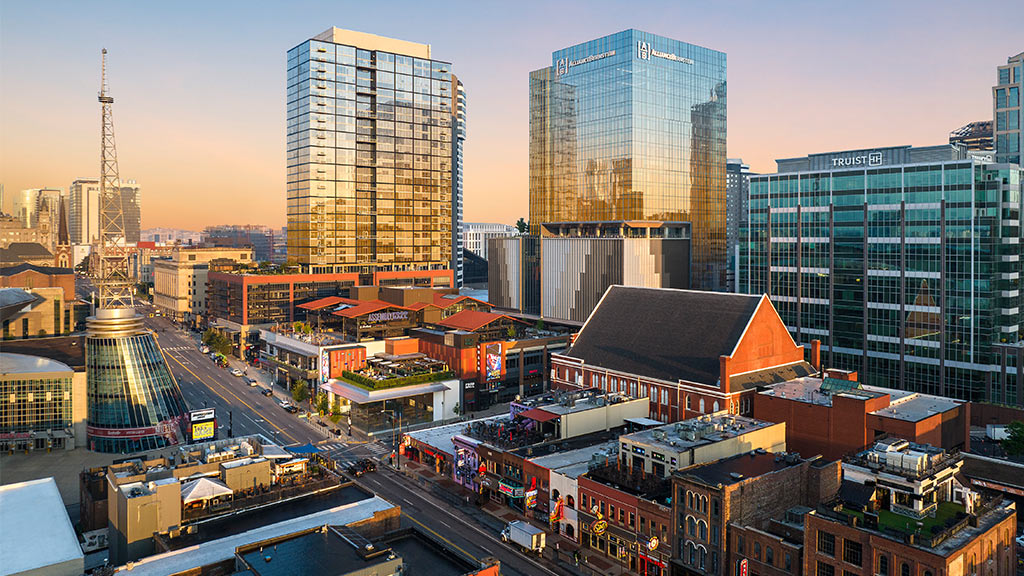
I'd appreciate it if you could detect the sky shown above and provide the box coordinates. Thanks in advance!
[1,1,1019,231]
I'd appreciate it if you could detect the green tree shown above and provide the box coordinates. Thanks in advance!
[315,392,330,415]
[291,379,310,404]
[535,319,545,331]
[331,396,341,415]
[1002,421,1024,456]
[506,325,516,340]
[452,402,461,416]
[202,329,232,356]
[515,217,528,234]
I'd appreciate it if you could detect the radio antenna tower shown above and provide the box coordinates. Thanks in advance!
[97,48,133,309]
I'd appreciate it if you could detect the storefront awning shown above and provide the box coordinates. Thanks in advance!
[518,408,559,423]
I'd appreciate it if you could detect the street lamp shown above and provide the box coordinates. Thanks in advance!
[381,403,403,470]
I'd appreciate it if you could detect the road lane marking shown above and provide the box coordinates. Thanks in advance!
[403,513,479,563]
[165,353,299,443]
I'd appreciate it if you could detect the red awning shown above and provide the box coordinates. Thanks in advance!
[518,408,559,423]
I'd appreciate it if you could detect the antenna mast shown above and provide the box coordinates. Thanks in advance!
[97,48,133,309]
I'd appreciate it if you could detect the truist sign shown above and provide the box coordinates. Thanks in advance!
[832,151,884,168]
[637,41,694,65]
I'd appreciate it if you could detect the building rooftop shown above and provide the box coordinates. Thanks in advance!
[527,441,618,472]
[622,415,778,453]
[406,415,507,458]
[0,262,72,277]
[565,286,768,386]
[845,438,955,480]
[436,309,524,332]
[0,478,84,576]
[0,335,86,370]
[237,527,394,576]
[115,496,396,576]
[0,352,74,377]
[313,27,433,60]
[676,451,805,487]
[759,376,963,422]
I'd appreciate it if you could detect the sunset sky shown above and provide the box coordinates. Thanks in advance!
[1,1,1019,230]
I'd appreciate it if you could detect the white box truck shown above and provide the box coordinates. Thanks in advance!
[501,520,545,555]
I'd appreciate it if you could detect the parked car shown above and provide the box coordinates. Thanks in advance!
[230,368,243,377]
[347,459,377,477]
[200,345,210,354]
[261,388,273,397]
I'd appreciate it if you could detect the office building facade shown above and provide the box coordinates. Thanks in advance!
[69,178,100,244]
[740,144,1024,402]
[153,247,253,327]
[120,180,141,244]
[726,159,753,292]
[286,28,458,283]
[201,224,275,262]
[528,29,727,290]
[452,79,466,287]
[994,52,1023,166]
[463,222,518,260]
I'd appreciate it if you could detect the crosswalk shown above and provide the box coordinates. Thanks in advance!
[160,346,193,352]
[319,441,392,467]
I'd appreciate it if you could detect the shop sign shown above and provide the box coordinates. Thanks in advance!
[647,536,659,551]
[525,489,538,509]
[367,310,409,323]
[555,50,616,76]
[591,518,608,536]
[498,480,524,497]
[190,408,215,421]
[86,425,158,438]
[320,349,330,383]
[740,558,748,576]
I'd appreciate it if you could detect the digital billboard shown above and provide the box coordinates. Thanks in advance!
[189,409,216,443]
[483,342,503,382]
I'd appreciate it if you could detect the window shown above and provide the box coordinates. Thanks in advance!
[817,531,835,557]
[878,555,889,576]
[766,546,774,565]
[686,395,692,410]
[629,512,635,528]
[901,562,911,576]
[738,534,745,555]
[610,505,615,521]
[699,398,705,413]
[843,539,862,567]
[817,562,835,576]
[712,499,720,517]
[712,525,720,545]
[754,542,761,560]
[785,553,792,572]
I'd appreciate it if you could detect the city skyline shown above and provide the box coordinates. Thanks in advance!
[1,1,1020,230]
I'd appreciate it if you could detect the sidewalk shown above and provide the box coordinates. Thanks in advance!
[390,458,623,576]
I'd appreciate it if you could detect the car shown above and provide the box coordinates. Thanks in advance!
[230,368,243,377]
[285,405,299,414]
[200,345,210,354]
[248,378,259,387]
[347,459,377,477]
[331,428,342,437]
[261,388,273,397]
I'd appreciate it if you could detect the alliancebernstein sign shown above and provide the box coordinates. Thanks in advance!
[637,41,694,65]
[555,50,616,76]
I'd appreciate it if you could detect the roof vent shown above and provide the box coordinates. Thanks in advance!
[730,472,744,480]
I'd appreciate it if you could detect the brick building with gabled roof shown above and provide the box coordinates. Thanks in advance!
[552,286,816,423]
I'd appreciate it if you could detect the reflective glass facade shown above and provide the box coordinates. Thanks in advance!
[740,155,1023,402]
[286,29,456,276]
[529,29,727,290]
[87,332,188,453]
[994,52,1023,166]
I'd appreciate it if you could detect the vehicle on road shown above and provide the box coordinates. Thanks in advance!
[501,521,545,556]
[200,345,210,354]
[347,459,377,477]
[231,368,243,377]
[279,401,299,413]
[247,378,259,387]
[261,388,273,397]
[331,428,342,436]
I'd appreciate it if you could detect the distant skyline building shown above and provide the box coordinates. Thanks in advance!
[725,158,753,292]
[462,222,517,260]
[285,28,458,288]
[140,227,202,245]
[739,144,1023,403]
[528,29,727,291]
[202,224,275,262]
[949,120,994,152]
[994,51,1023,165]
[120,180,141,244]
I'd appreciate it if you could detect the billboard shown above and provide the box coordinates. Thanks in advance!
[189,409,216,442]
[481,341,504,382]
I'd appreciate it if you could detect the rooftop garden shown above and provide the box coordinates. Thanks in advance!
[840,501,968,546]
[341,365,454,391]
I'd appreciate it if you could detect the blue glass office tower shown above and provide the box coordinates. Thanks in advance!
[740,145,1023,403]
[994,52,1023,166]
[529,30,727,291]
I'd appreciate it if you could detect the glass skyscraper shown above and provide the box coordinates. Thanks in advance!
[286,28,458,279]
[994,52,1023,166]
[740,145,1023,403]
[529,29,727,290]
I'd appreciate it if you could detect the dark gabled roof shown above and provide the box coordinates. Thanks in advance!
[0,243,53,264]
[566,286,764,386]
[729,361,816,391]
[839,480,876,508]
[0,262,73,277]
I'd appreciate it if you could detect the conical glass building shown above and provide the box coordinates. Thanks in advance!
[86,308,187,453]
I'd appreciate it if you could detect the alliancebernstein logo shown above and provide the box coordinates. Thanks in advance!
[637,41,694,65]
[555,50,616,76]
[831,151,884,168]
